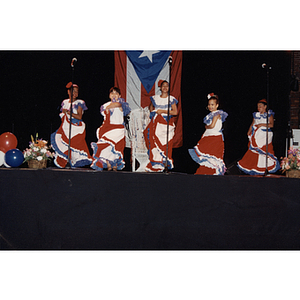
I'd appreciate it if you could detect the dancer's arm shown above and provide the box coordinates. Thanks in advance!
[205,114,220,129]
[247,119,254,136]
[65,106,83,120]
[256,115,274,129]
[156,103,178,116]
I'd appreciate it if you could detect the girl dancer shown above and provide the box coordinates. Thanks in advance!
[143,80,178,172]
[237,98,280,175]
[51,82,92,168]
[189,93,228,175]
[91,87,130,171]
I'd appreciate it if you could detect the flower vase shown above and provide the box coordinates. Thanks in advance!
[27,159,47,169]
[286,169,300,178]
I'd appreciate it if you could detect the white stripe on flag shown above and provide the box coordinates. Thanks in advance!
[126,56,141,110]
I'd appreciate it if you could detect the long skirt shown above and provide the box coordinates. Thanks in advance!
[237,127,280,175]
[143,114,175,172]
[189,134,226,175]
[91,117,126,171]
[51,114,92,168]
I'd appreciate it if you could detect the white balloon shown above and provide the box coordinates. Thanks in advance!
[4,155,11,168]
[0,151,4,166]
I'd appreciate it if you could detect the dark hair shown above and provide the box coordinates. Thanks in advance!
[258,98,267,106]
[109,87,121,94]
[209,94,219,105]
[159,80,168,87]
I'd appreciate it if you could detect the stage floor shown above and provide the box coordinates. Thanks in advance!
[1,167,300,250]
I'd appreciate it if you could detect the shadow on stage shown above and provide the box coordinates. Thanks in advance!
[1,167,300,250]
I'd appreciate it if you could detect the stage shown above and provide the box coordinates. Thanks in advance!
[1,167,300,250]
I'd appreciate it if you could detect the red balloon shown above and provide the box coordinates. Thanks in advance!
[0,132,18,153]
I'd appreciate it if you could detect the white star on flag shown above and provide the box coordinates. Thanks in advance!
[138,51,160,63]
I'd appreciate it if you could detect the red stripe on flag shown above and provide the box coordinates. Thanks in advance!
[114,51,127,99]
[170,51,183,148]
[141,82,154,108]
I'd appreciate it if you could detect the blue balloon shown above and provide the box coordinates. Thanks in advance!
[5,148,24,167]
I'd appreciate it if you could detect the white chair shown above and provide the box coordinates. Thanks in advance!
[127,108,150,172]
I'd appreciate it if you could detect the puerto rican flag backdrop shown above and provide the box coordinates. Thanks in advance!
[114,50,183,148]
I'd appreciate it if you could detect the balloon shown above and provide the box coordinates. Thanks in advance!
[4,148,24,167]
[0,150,4,166]
[0,132,18,153]
[3,160,11,168]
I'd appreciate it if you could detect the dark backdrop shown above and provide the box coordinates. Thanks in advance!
[0,50,291,174]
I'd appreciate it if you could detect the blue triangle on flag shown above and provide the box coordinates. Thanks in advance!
[126,51,172,93]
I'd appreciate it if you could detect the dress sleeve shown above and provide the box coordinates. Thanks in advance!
[100,102,109,114]
[121,101,131,116]
[75,100,88,111]
[268,109,275,117]
[100,105,104,114]
[115,98,131,116]
[218,110,228,122]
[60,100,67,112]
[203,110,228,125]
[203,112,213,125]
[170,96,178,106]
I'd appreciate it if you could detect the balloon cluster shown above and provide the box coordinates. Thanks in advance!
[0,132,24,168]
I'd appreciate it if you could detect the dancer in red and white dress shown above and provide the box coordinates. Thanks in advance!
[143,80,178,172]
[51,82,92,168]
[189,93,228,175]
[237,99,280,175]
[91,87,131,171]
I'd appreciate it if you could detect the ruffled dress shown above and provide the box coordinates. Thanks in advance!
[189,110,228,175]
[51,99,92,168]
[143,95,178,172]
[237,110,280,175]
[91,98,131,171]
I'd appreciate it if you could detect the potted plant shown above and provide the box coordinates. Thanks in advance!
[281,147,300,178]
[23,134,53,169]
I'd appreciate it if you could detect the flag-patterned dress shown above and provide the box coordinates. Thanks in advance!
[51,99,92,168]
[189,110,228,175]
[90,98,130,171]
[143,95,178,172]
[237,110,280,175]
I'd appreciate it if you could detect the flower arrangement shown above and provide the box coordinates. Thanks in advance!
[23,133,53,163]
[280,147,300,173]
[207,93,214,99]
